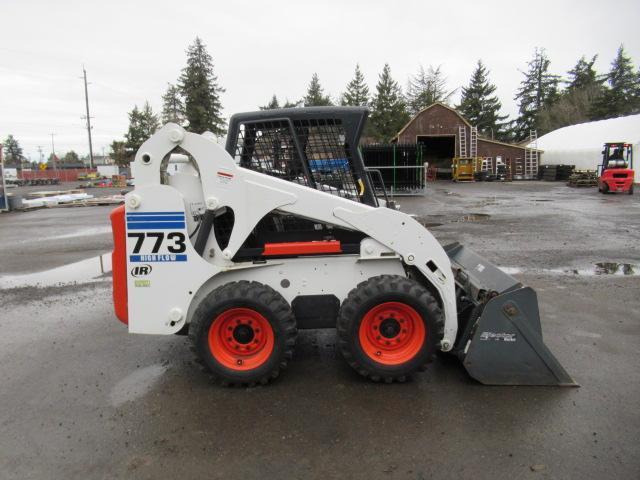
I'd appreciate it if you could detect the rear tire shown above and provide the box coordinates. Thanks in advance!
[189,281,297,386]
[337,275,444,383]
[629,186,634,195]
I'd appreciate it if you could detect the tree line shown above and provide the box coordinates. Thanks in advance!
[112,39,639,167]
[4,39,638,168]
[1,133,84,169]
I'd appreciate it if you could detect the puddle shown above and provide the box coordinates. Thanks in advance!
[452,213,491,223]
[499,262,639,277]
[0,254,112,289]
[413,214,446,229]
[109,364,167,407]
[593,262,637,276]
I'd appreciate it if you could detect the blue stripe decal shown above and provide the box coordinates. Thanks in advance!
[130,254,188,262]
[126,215,185,222]
[127,211,184,216]
[127,222,186,230]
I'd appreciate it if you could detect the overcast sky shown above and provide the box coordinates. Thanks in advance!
[2,0,639,161]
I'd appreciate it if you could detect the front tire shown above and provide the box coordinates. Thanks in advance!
[337,275,444,383]
[189,281,297,386]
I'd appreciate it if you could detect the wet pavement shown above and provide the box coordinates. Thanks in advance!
[1,181,639,479]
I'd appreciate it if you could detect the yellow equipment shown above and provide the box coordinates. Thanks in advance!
[452,157,475,182]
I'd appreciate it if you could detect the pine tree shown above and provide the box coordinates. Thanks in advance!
[405,65,455,115]
[2,134,24,167]
[124,102,159,160]
[457,60,508,139]
[513,48,561,141]
[590,45,640,119]
[341,64,369,106]
[161,83,185,125]
[282,99,302,108]
[303,73,333,106]
[369,64,410,142]
[179,37,226,135]
[260,95,300,110]
[567,55,601,91]
[537,55,604,132]
[260,94,280,110]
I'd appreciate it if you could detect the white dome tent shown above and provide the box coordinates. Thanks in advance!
[532,114,640,179]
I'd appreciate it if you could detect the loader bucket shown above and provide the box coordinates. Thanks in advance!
[445,243,577,386]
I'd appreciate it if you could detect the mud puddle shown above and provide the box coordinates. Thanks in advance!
[0,254,112,289]
[452,213,491,223]
[500,262,639,277]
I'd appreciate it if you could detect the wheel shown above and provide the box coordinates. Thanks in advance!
[601,182,609,194]
[189,281,297,386]
[629,186,634,195]
[337,275,444,383]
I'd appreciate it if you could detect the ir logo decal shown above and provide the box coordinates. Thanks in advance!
[131,265,152,277]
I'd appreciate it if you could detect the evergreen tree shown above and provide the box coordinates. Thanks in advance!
[303,73,333,106]
[260,95,300,110]
[179,37,226,135]
[369,64,409,142]
[261,94,280,110]
[283,99,302,108]
[341,64,369,106]
[537,55,604,132]
[405,65,455,115]
[2,134,23,167]
[513,48,561,141]
[161,83,185,125]
[567,55,601,91]
[124,102,159,160]
[590,45,640,119]
[457,60,508,139]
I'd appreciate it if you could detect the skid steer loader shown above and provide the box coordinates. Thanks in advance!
[110,107,576,387]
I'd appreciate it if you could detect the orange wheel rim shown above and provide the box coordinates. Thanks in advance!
[358,302,426,365]
[208,308,275,371]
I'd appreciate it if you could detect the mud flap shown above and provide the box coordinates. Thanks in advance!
[445,243,577,386]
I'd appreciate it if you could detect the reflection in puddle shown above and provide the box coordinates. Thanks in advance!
[0,254,112,289]
[594,262,636,275]
[453,213,491,223]
[500,262,638,277]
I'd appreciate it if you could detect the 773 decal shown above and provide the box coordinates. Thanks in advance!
[127,232,187,262]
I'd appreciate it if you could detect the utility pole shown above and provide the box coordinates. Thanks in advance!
[82,66,94,169]
[50,133,57,170]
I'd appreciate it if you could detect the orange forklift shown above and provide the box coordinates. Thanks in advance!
[598,142,634,194]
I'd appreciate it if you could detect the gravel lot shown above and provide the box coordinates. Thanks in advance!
[0,181,639,479]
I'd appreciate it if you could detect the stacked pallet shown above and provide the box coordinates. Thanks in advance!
[540,164,575,181]
[567,170,598,187]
